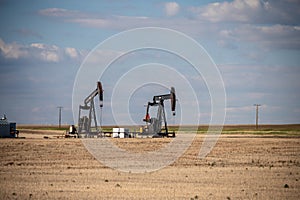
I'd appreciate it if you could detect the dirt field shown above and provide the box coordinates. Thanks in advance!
[0,130,300,199]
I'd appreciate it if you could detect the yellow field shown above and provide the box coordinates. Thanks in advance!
[0,127,300,199]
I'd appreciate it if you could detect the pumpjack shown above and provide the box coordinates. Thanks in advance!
[77,81,103,137]
[142,87,176,138]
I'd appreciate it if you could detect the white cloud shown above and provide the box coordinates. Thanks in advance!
[262,105,281,112]
[191,0,300,25]
[69,18,110,28]
[0,38,28,59]
[186,1,300,50]
[65,47,78,59]
[31,43,60,62]
[226,105,253,113]
[31,43,58,50]
[37,7,216,39]
[219,24,300,50]
[0,38,82,63]
[164,2,180,17]
[64,15,154,30]
[190,0,264,23]
[36,4,300,52]
[38,8,82,18]
[226,105,280,114]
[39,7,151,28]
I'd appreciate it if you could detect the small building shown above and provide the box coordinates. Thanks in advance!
[0,117,19,138]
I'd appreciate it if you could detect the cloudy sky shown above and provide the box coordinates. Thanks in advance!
[0,0,299,125]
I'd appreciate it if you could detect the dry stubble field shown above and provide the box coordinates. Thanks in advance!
[0,128,300,199]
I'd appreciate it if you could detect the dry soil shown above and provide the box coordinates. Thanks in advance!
[0,132,299,199]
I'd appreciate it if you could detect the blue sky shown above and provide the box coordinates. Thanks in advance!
[0,0,299,125]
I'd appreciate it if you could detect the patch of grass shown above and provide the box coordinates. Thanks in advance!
[17,124,69,131]
[220,130,300,136]
[31,127,67,131]
[17,124,300,135]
